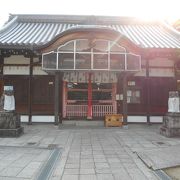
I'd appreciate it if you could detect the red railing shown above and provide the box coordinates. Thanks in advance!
[66,104,116,117]
[66,105,88,117]
[92,105,115,117]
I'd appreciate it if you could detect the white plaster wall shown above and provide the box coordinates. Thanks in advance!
[20,116,28,122]
[4,56,48,75]
[4,55,29,64]
[134,68,146,76]
[150,116,163,123]
[33,66,48,75]
[21,115,54,122]
[3,66,29,75]
[149,58,174,67]
[20,115,163,123]
[149,58,174,77]
[149,68,174,77]
[127,116,147,123]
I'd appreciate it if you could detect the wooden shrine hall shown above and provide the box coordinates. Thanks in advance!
[0,14,180,124]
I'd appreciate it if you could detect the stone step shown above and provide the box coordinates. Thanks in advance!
[62,120,104,126]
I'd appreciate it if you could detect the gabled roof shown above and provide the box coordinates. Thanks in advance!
[0,14,180,49]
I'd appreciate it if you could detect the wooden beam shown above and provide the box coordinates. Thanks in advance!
[146,58,151,125]
[54,72,59,125]
[122,73,128,125]
[28,56,33,125]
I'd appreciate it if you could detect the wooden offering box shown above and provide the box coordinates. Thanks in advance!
[105,114,123,127]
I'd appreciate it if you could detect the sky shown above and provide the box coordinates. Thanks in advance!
[0,0,179,27]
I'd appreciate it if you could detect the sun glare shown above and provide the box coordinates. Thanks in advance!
[105,0,179,22]
[0,0,179,28]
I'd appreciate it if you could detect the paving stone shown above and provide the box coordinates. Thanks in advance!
[127,168,148,180]
[61,174,79,180]
[80,174,97,180]
[81,162,95,168]
[25,161,42,169]
[93,155,105,159]
[109,162,123,168]
[64,168,79,175]
[107,158,120,163]
[95,162,109,168]
[81,158,94,163]
[17,167,38,178]
[0,178,27,180]
[0,160,13,167]
[65,163,80,169]
[94,158,107,163]
[95,168,112,174]
[80,168,95,174]
[0,167,22,177]
[81,155,94,159]
[97,173,114,180]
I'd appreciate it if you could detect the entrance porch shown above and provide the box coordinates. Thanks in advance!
[41,29,141,124]
[62,72,117,119]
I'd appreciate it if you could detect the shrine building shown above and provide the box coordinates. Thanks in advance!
[0,14,180,124]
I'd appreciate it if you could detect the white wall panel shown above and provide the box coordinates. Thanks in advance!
[149,68,174,77]
[3,66,29,75]
[149,58,174,67]
[33,66,48,75]
[21,115,54,122]
[134,68,146,76]
[127,116,147,122]
[150,116,163,123]
[4,55,29,64]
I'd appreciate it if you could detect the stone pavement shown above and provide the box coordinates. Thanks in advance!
[137,144,180,170]
[0,124,180,180]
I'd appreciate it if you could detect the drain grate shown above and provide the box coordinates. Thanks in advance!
[154,170,172,180]
[36,148,61,180]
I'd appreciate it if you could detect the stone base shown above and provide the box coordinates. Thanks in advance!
[0,111,20,129]
[160,126,180,137]
[160,112,180,137]
[0,127,24,137]
[0,111,24,137]
[163,112,180,128]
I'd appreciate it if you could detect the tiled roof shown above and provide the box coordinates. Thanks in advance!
[0,14,180,49]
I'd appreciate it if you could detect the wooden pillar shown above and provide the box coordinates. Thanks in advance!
[0,56,4,76]
[146,58,151,125]
[123,73,128,125]
[87,73,92,119]
[59,73,63,124]
[62,81,67,118]
[28,56,33,125]
[54,72,59,125]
